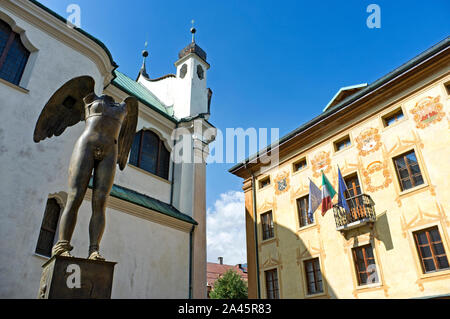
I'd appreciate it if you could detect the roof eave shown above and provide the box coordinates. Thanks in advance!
[229,37,450,177]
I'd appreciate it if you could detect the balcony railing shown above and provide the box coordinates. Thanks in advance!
[333,194,376,230]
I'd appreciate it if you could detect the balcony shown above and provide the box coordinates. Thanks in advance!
[333,194,376,231]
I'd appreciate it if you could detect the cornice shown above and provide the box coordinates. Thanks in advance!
[4,0,117,86]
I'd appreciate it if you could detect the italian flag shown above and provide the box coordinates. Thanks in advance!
[321,171,336,216]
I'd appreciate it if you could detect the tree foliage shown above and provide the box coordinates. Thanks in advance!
[209,269,248,299]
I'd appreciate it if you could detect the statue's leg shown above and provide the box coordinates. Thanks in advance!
[53,141,94,257]
[88,152,116,260]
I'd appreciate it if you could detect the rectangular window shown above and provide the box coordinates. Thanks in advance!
[334,135,351,151]
[304,258,323,294]
[293,158,307,172]
[393,150,424,191]
[297,195,313,227]
[265,269,279,299]
[382,108,405,127]
[36,198,61,257]
[344,174,362,199]
[261,211,274,240]
[413,227,449,273]
[352,244,379,286]
[259,176,270,189]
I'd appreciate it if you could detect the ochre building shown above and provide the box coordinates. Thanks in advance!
[230,38,450,299]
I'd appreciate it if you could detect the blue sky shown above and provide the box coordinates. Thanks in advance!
[38,0,449,263]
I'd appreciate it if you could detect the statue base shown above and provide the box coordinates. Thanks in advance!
[38,255,117,299]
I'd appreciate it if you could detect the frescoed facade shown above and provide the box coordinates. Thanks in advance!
[230,38,450,299]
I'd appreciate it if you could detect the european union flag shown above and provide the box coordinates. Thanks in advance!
[337,167,350,213]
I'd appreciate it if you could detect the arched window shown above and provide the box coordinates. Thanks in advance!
[129,130,170,180]
[35,198,62,257]
[0,19,30,86]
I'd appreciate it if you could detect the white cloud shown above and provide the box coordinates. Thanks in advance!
[207,190,246,265]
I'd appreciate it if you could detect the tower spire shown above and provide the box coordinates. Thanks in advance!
[138,41,149,79]
[190,19,196,43]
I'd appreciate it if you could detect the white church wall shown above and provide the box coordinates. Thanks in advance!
[0,6,105,298]
[0,3,190,299]
[138,75,177,108]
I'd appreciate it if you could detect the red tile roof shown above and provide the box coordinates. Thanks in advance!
[207,263,248,288]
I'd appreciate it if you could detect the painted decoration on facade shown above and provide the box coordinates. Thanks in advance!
[274,171,290,195]
[410,95,445,129]
[311,151,331,178]
[361,160,392,192]
[355,128,382,156]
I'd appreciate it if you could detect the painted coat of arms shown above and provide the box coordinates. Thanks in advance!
[274,171,290,195]
[362,160,392,192]
[356,128,382,156]
[311,151,331,178]
[410,95,445,129]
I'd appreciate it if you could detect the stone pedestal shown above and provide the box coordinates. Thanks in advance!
[38,255,116,299]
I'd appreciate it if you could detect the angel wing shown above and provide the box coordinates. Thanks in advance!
[33,76,95,143]
[117,96,138,170]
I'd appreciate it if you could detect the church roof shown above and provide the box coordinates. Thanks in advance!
[178,42,207,63]
[88,178,197,225]
[111,70,176,122]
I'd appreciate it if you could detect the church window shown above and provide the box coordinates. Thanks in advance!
[0,19,30,86]
[129,130,170,180]
[35,198,62,257]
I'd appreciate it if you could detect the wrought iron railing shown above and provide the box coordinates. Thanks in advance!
[333,194,376,229]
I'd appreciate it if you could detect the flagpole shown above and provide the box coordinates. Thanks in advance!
[337,165,357,217]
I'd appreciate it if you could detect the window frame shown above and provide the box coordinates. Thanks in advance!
[444,80,450,96]
[297,195,313,228]
[259,176,271,189]
[261,211,274,241]
[303,257,324,295]
[352,244,379,286]
[293,157,307,173]
[413,226,449,274]
[35,198,62,258]
[392,149,424,192]
[0,19,30,86]
[129,130,171,180]
[382,107,405,127]
[264,268,280,299]
[333,135,351,152]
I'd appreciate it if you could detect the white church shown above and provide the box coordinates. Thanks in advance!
[0,0,215,298]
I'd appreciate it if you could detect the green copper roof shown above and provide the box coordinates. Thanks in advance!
[88,179,197,225]
[112,70,177,122]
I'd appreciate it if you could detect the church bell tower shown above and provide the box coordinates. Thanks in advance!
[173,24,211,119]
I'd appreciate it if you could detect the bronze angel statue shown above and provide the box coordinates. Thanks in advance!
[33,76,138,260]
